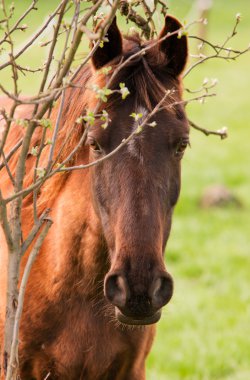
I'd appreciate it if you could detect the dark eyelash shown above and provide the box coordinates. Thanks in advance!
[175,137,190,157]
[87,137,102,153]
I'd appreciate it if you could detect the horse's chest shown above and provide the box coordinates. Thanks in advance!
[48,308,126,376]
[21,298,154,379]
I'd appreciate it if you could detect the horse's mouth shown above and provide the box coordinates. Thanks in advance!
[115,308,162,326]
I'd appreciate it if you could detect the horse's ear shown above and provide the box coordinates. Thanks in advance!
[91,17,122,70]
[158,15,188,76]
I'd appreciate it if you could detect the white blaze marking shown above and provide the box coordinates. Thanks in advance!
[128,106,149,160]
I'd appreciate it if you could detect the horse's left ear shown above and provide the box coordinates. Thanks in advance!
[91,17,123,70]
[158,15,188,76]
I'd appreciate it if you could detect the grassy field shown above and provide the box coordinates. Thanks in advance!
[1,1,250,379]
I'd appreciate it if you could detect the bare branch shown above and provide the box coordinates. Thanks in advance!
[21,209,51,256]
[38,0,68,94]
[0,139,22,172]
[0,1,66,71]
[1,151,15,186]
[47,88,66,170]
[0,189,13,251]
[0,103,18,163]
[189,119,228,139]
[119,1,151,39]
[0,0,38,46]
[184,16,249,79]
[6,218,53,380]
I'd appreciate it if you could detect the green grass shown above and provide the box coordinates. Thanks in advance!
[1,1,250,379]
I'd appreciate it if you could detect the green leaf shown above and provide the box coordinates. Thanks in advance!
[40,119,52,129]
[91,84,99,92]
[135,125,143,134]
[101,66,112,75]
[178,29,188,39]
[91,84,113,102]
[119,83,130,99]
[100,95,107,102]
[130,113,143,121]
[120,86,130,100]
[100,110,109,121]
[56,163,66,170]
[76,116,83,124]
[101,121,108,129]
[16,119,29,128]
[103,88,112,96]
[36,167,46,179]
[236,13,241,21]
[83,111,95,125]
[31,146,38,156]
[149,121,157,127]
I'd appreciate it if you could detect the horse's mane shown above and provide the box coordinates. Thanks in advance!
[1,34,180,221]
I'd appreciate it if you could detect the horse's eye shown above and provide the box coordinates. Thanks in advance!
[87,137,102,153]
[175,138,189,158]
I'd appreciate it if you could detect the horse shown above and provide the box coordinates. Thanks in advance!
[0,15,189,380]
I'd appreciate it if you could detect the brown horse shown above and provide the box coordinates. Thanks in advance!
[0,15,189,380]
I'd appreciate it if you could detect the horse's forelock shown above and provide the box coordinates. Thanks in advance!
[89,35,180,115]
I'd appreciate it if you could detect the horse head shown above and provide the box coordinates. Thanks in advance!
[86,16,189,325]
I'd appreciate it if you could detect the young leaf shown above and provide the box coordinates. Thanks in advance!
[16,119,29,128]
[130,113,143,121]
[36,167,46,179]
[119,83,130,100]
[83,111,95,125]
[135,125,143,134]
[149,121,157,127]
[31,146,38,156]
[101,66,112,75]
[40,119,52,129]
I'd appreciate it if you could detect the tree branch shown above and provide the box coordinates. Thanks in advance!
[6,218,53,380]
[189,119,228,139]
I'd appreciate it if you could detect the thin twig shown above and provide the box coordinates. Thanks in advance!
[189,119,228,139]
[119,0,151,39]
[0,189,13,251]
[1,151,15,186]
[38,0,68,94]
[21,209,51,256]
[0,103,18,163]
[47,88,66,170]
[32,126,48,222]
[0,1,66,71]
[0,138,22,171]
[0,0,38,46]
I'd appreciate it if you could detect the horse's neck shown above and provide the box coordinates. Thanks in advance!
[28,168,108,302]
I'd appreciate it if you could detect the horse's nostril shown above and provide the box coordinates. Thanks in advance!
[104,274,128,308]
[151,273,174,309]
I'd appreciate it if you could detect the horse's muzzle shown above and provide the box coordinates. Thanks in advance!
[115,308,162,325]
[104,271,174,325]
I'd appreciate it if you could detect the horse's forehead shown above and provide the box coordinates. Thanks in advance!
[131,105,149,132]
[127,105,150,160]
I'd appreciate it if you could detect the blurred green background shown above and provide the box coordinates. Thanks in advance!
[1,1,250,379]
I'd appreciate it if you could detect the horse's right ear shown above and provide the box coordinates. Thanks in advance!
[158,15,188,76]
[91,17,123,70]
